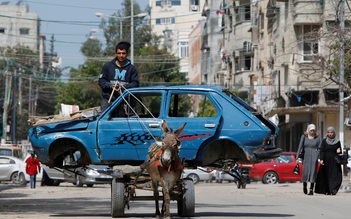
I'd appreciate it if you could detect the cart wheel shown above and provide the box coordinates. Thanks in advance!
[177,178,195,217]
[111,178,125,218]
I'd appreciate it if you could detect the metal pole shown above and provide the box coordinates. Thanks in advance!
[120,19,122,41]
[339,0,345,177]
[131,0,134,64]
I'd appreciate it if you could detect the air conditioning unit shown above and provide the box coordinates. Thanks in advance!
[191,5,198,11]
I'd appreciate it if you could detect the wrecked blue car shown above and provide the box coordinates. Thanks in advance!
[28,85,281,168]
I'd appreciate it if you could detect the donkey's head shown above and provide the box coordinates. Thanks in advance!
[159,121,186,168]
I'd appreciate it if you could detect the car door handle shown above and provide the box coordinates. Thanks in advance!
[205,124,216,128]
[149,123,160,128]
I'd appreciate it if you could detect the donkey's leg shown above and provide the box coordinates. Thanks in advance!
[152,182,161,219]
[161,181,171,219]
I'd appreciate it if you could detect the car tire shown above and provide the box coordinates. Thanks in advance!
[111,179,125,217]
[186,173,200,184]
[75,174,84,187]
[52,180,61,186]
[19,173,27,186]
[262,171,278,184]
[87,184,94,187]
[11,172,20,184]
[177,178,195,217]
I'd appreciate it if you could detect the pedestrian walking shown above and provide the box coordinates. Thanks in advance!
[315,126,343,195]
[296,124,321,195]
[25,152,41,189]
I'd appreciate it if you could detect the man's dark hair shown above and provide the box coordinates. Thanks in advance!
[115,42,131,53]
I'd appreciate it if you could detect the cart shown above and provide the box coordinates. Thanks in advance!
[109,166,195,218]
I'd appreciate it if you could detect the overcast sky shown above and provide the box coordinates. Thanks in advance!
[18,0,148,72]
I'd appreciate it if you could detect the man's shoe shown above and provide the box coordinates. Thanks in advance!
[308,190,313,195]
[303,187,307,194]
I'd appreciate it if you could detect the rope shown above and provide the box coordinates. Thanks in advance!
[116,83,160,143]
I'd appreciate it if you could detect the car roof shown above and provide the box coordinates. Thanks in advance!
[128,85,225,92]
[0,155,23,162]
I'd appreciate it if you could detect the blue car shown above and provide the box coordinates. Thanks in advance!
[28,85,280,169]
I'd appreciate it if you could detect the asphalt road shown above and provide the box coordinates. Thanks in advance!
[0,180,350,219]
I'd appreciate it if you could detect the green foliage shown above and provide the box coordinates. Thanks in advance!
[198,99,217,117]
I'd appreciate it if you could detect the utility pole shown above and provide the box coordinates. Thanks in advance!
[11,69,17,144]
[131,0,134,64]
[339,0,345,151]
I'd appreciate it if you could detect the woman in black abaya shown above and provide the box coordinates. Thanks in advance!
[315,126,343,195]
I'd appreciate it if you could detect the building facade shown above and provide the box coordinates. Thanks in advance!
[194,0,351,151]
[150,0,205,73]
[0,4,39,51]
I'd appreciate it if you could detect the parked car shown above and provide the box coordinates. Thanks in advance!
[182,167,214,184]
[0,155,27,185]
[248,152,302,184]
[33,152,114,187]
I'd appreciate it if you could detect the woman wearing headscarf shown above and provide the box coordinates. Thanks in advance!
[296,124,321,195]
[315,126,343,195]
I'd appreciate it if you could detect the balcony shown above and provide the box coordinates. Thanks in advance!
[292,0,323,25]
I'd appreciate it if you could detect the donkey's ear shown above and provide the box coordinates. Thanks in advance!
[162,120,169,133]
[175,123,187,136]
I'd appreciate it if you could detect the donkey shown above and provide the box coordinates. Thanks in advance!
[145,121,186,219]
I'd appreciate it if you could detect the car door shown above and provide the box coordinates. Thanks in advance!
[161,90,222,160]
[0,157,18,180]
[273,154,297,180]
[97,90,165,162]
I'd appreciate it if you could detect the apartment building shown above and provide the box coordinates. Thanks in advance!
[0,4,39,51]
[150,0,205,73]
[210,0,351,151]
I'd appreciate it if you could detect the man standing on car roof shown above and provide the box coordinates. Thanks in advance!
[98,41,140,114]
[26,151,41,189]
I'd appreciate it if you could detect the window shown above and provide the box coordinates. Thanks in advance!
[168,93,217,118]
[19,28,29,35]
[155,17,175,25]
[156,0,181,6]
[110,93,162,119]
[236,5,251,22]
[178,41,189,58]
[0,28,5,34]
[298,25,320,61]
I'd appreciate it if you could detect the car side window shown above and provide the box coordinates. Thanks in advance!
[0,158,10,164]
[276,155,292,163]
[110,93,162,119]
[168,93,217,118]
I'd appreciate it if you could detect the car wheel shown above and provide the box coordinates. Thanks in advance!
[187,173,200,184]
[75,174,83,187]
[87,184,94,187]
[19,173,27,186]
[11,172,21,184]
[263,171,278,184]
[52,180,61,186]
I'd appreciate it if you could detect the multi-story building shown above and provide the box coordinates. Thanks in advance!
[150,0,205,73]
[0,4,39,51]
[211,0,351,151]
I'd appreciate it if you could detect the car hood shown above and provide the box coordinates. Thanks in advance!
[30,118,91,135]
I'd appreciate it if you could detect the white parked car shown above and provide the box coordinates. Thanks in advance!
[182,167,214,184]
[0,155,27,185]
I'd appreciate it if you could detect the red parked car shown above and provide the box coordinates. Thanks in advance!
[247,152,302,184]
